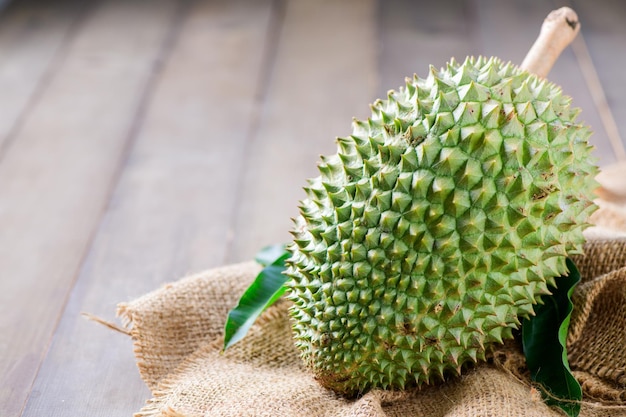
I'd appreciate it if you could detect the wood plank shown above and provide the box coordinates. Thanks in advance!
[0,0,83,151]
[20,0,275,415]
[226,0,379,263]
[378,0,480,96]
[562,0,626,160]
[226,0,479,256]
[0,1,180,415]
[474,0,616,166]
[472,0,545,66]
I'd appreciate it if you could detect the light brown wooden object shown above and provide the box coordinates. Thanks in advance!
[521,7,580,77]
[0,1,180,416]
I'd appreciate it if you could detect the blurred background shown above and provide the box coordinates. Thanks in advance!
[0,0,623,415]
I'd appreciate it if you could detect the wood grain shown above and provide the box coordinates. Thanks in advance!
[19,0,275,415]
[378,0,480,96]
[0,0,85,152]
[0,0,621,415]
[226,0,378,263]
[0,0,179,415]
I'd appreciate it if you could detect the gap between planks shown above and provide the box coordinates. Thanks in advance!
[0,0,90,161]
[20,0,279,415]
[221,0,287,265]
[0,1,189,416]
[17,3,192,416]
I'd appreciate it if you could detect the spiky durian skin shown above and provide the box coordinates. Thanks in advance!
[285,57,598,396]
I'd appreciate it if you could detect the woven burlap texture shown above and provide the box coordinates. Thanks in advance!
[118,198,626,417]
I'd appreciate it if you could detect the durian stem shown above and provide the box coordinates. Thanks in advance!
[520,7,580,78]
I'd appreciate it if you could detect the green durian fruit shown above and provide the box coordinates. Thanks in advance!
[285,56,598,396]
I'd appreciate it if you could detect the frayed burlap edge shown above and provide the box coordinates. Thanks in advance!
[117,262,261,390]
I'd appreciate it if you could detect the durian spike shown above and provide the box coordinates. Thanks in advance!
[520,7,580,78]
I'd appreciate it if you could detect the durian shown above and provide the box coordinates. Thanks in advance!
[285,56,598,396]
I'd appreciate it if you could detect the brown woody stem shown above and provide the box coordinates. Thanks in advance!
[520,7,580,78]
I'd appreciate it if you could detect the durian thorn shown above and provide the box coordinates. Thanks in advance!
[520,7,580,78]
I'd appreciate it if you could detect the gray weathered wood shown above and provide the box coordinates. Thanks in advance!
[20,0,275,415]
[0,0,84,152]
[0,0,179,415]
[378,0,480,96]
[227,0,379,263]
[0,0,621,415]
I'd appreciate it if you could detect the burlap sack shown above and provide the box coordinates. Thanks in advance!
[118,167,626,417]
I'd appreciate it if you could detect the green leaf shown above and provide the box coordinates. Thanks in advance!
[223,245,290,351]
[522,258,582,417]
[255,243,287,267]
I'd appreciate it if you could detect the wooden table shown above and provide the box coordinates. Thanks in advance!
[1,0,624,415]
